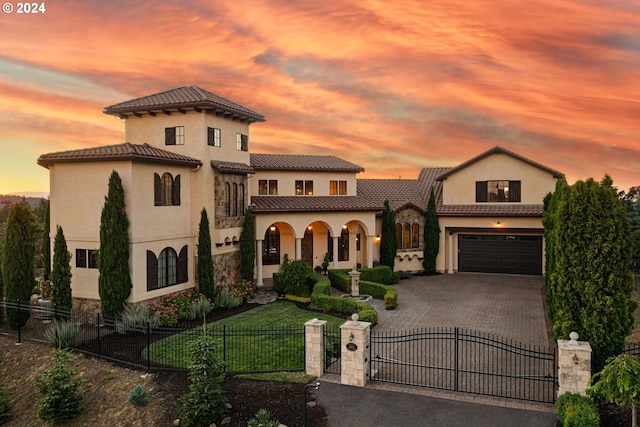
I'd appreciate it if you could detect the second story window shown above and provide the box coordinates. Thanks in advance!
[476,180,521,202]
[236,133,248,151]
[330,180,347,195]
[165,126,185,145]
[259,180,278,195]
[207,127,221,147]
[154,172,181,206]
[295,180,313,195]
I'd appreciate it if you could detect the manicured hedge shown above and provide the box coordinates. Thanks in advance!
[330,266,399,285]
[556,393,600,427]
[328,270,398,310]
[310,275,378,327]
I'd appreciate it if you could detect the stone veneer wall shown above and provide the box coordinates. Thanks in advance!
[394,206,425,251]
[213,250,241,284]
[213,171,246,231]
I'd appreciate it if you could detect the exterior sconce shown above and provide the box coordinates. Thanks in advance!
[496,221,502,228]
[270,226,276,231]
[307,225,312,230]
[342,224,348,229]
[573,354,579,365]
[374,235,381,242]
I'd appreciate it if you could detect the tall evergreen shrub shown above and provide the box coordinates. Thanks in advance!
[380,200,397,270]
[197,208,215,299]
[545,176,635,370]
[2,201,37,328]
[98,171,132,318]
[423,187,440,273]
[51,225,72,311]
[42,200,51,281]
[239,209,255,280]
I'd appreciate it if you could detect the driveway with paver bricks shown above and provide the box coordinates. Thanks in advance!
[369,273,551,347]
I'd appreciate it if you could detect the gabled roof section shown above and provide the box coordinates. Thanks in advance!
[250,154,364,173]
[37,142,202,168]
[250,196,380,213]
[103,86,265,123]
[211,160,254,175]
[435,146,564,181]
[357,179,422,212]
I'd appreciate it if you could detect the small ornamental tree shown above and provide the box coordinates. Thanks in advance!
[98,171,132,318]
[197,208,215,300]
[588,354,640,427]
[239,209,256,281]
[380,200,397,270]
[2,201,37,329]
[423,187,440,273]
[42,200,51,282]
[51,225,72,311]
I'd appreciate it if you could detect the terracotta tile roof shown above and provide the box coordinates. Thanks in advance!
[356,179,423,212]
[250,154,365,172]
[37,142,202,168]
[250,196,380,213]
[103,86,265,123]
[211,160,254,174]
[435,146,564,181]
[437,204,543,217]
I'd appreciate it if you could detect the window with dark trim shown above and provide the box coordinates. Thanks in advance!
[330,180,347,195]
[396,224,403,250]
[258,180,278,195]
[236,133,248,151]
[263,227,280,265]
[165,126,185,145]
[207,127,221,147]
[295,180,314,195]
[476,180,521,202]
[411,224,420,249]
[146,245,188,291]
[76,249,98,269]
[154,173,181,206]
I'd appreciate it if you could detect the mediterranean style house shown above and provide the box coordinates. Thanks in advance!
[37,86,563,310]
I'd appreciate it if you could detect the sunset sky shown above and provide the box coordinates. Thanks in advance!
[1,0,638,195]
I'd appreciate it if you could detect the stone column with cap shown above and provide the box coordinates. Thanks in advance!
[348,265,361,296]
[340,314,371,387]
[304,318,327,377]
[558,331,592,396]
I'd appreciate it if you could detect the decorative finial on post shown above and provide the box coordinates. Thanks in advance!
[569,331,579,345]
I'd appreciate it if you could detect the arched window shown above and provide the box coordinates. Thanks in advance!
[412,223,420,248]
[395,223,403,250]
[225,182,231,217]
[233,183,238,216]
[158,247,177,288]
[403,224,411,249]
[239,184,245,216]
[339,227,349,261]
[154,173,181,206]
[263,227,280,265]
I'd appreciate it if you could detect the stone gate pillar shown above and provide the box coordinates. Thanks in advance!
[305,318,326,377]
[340,315,371,387]
[558,332,592,396]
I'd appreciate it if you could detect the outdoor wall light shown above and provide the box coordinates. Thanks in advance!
[496,221,502,228]
[308,225,312,230]
[270,225,276,231]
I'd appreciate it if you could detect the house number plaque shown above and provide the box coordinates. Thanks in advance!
[346,342,358,351]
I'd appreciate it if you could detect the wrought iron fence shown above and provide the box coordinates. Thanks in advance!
[324,327,341,374]
[370,327,557,403]
[0,299,305,373]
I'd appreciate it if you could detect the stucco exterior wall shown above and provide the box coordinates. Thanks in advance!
[250,170,358,196]
[441,152,558,205]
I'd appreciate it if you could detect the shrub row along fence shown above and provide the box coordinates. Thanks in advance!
[0,299,305,374]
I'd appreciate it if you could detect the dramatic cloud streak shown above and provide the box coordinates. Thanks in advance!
[0,0,638,194]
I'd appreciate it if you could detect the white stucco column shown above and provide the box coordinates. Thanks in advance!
[295,237,302,260]
[256,239,264,286]
[447,231,454,274]
[367,235,374,268]
[333,236,339,269]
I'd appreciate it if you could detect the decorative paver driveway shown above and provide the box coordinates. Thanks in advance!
[369,273,551,347]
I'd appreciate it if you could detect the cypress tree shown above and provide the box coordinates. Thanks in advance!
[239,209,255,281]
[542,178,568,321]
[51,225,72,311]
[0,265,4,324]
[422,187,440,273]
[98,171,132,318]
[546,176,635,370]
[380,200,397,270]
[42,200,51,281]
[2,201,37,328]
[197,208,215,300]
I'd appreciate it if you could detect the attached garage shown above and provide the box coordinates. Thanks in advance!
[458,234,542,275]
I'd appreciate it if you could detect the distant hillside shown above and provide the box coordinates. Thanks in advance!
[0,194,47,210]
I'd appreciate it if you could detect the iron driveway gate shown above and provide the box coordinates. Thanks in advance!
[370,327,557,403]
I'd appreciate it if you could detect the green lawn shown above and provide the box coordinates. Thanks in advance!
[146,301,345,372]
